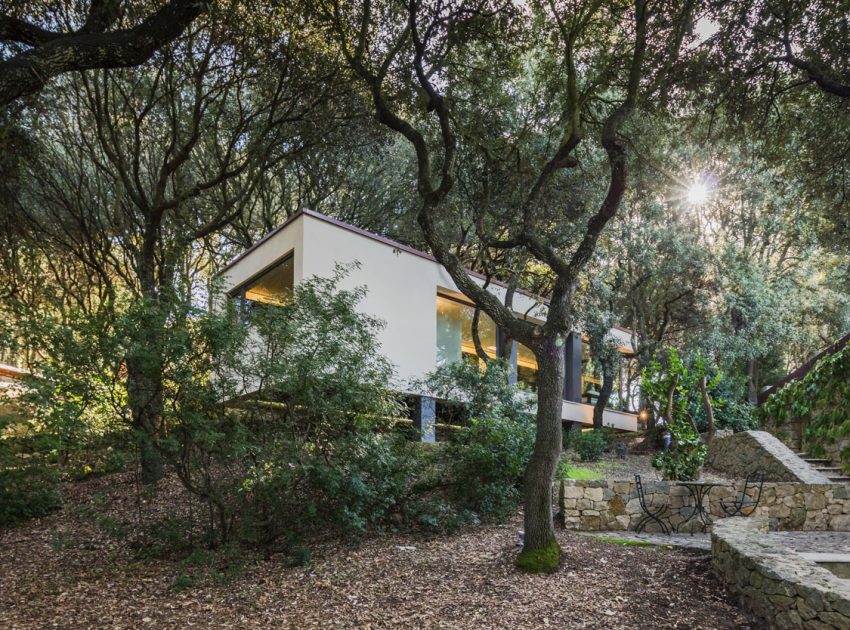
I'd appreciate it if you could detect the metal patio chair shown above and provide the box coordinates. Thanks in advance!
[634,474,671,535]
[721,471,765,517]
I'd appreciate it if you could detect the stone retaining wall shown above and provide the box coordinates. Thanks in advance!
[706,431,831,484]
[712,517,850,629]
[558,479,850,532]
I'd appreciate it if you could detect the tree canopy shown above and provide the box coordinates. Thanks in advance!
[1,0,849,572]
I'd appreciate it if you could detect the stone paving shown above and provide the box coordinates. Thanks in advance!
[766,530,850,554]
[580,529,850,556]
[712,518,850,629]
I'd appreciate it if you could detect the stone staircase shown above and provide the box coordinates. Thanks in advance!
[796,453,850,483]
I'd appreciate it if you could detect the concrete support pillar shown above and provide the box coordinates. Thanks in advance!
[563,332,583,403]
[566,421,584,435]
[413,395,436,443]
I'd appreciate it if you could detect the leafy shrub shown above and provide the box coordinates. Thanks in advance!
[414,358,532,425]
[448,410,535,520]
[643,347,756,434]
[0,409,62,525]
[652,423,707,481]
[419,359,534,522]
[715,399,758,433]
[0,461,62,525]
[574,431,607,462]
[760,340,850,469]
[163,267,417,547]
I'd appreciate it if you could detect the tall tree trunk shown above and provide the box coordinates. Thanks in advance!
[747,358,759,404]
[518,335,565,572]
[699,375,715,439]
[471,307,490,364]
[126,251,166,484]
[126,349,165,484]
[593,357,615,430]
[664,373,679,425]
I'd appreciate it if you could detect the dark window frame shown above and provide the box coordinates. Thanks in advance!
[228,251,295,316]
[436,291,500,362]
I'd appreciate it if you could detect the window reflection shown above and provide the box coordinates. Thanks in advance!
[233,255,294,312]
[581,339,639,412]
[517,343,538,391]
[436,295,497,366]
[581,340,602,404]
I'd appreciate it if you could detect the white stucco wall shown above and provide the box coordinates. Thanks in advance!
[222,214,305,293]
[221,210,639,431]
[299,215,443,387]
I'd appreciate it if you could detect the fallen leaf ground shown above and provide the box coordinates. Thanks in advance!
[1,472,763,629]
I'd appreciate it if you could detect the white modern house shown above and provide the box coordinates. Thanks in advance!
[221,209,640,438]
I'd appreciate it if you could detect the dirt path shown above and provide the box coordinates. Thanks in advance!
[0,474,761,629]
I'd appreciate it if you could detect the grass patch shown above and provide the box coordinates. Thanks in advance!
[593,536,657,548]
[563,466,603,480]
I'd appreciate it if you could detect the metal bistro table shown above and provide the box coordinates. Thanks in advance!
[675,481,721,534]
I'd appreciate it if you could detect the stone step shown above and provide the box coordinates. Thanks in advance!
[829,476,850,483]
[815,466,844,473]
[805,459,834,465]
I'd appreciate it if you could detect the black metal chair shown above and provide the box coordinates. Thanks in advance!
[721,471,765,517]
[634,474,670,535]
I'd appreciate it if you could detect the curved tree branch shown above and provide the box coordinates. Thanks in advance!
[0,0,205,106]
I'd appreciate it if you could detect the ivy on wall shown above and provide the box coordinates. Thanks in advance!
[760,341,850,468]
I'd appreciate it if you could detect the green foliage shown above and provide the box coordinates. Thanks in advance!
[642,348,713,426]
[166,267,414,546]
[0,402,62,525]
[448,411,535,521]
[0,458,62,526]
[642,349,710,480]
[430,359,535,522]
[573,431,607,462]
[688,370,757,433]
[760,340,850,470]
[516,541,561,573]
[0,297,139,496]
[172,574,195,593]
[713,398,758,433]
[414,358,532,425]
[652,423,707,481]
[558,464,602,481]
[2,304,128,454]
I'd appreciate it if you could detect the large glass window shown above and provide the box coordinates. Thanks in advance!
[581,340,602,404]
[612,355,641,412]
[233,255,294,311]
[580,339,639,411]
[517,343,539,391]
[436,294,497,365]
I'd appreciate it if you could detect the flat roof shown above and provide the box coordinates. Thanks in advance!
[219,208,547,302]
[220,208,636,338]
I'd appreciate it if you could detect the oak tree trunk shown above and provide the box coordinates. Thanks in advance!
[520,335,565,569]
[126,350,165,484]
[593,359,615,430]
[699,375,715,440]
[126,253,166,484]
[747,358,760,405]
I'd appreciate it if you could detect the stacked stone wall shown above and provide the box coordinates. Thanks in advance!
[559,479,850,532]
[712,517,850,629]
[706,431,831,484]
